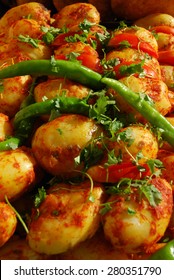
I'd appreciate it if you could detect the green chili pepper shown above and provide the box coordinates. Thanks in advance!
[101,77,174,148]
[0,59,103,90]
[149,239,174,260]
[0,137,22,151]
[14,96,90,129]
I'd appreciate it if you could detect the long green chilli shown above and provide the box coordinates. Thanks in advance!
[0,60,174,149]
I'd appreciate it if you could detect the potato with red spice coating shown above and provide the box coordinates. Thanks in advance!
[0,113,13,142]
[0,147,42,202]
[31,114,102,178]
[0,202,17,247]
[27,181,105,255]
[102,177,173,253]
[0,2,50,35]
[53,2,100,30]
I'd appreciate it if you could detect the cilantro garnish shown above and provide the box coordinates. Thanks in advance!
[18,34,41,48]
[34,186,46,208]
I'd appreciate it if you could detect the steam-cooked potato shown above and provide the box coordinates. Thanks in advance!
[109,76,171,119]
[0,113,13,141]
[5,18,45,41]
[53,2,100,29]
[102,177,173,253]
[106,48,161,80]
[111,0,174,21]
[27,181,105,254]
[135,13,174,29]
[0,2,50,34]
[34,78,90,102]
[32,114,102,178]
[0,147,41,201]
[108,125,159,163]
[0,202,17,247]
[0,75,32,117]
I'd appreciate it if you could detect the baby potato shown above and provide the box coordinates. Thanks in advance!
[0,2,50,34]
[53,2,100,30]
[106,48,161,80]
[108,125,158,164]
[0,147,41,201]
[17,40,52,60]
[27,181,105,255]
[102,177,173,253]
[6,18,45,42]
[34,78,91,120]
[134,13,174,29]
[34,78,90,102]
[0,202,17,247]
[160,153,174,187]
[32,114,102,178]
[110,76,171,119]
[0,113,13,141]
[0,235,48,260]
[0,75,32,117]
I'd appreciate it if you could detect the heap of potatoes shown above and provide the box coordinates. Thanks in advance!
[2,0,174,21]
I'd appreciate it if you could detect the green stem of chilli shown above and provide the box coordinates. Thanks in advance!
[101,77,174,148]
[5,195,29,235]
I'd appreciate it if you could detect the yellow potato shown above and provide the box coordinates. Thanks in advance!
[0,147,41,201]
[0,202,17,247]
[0,113,13,141]
[0,75,32,117]
[111,0,174,21]
[110,76,171,119]
[32,114,102,178]
[102,177,173,253]
[135,13,174,28]
[0,2,50,34]
[53,2,100,29]
[108,125,159,164]
[28,181,105,254]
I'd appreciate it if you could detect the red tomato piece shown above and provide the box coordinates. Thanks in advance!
[158,50,174,65]
[113,60,159,79]
[151,26,174,36]
[87,162,151,183]
[108,33,158,58]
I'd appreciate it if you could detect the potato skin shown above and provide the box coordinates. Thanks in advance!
[111,0,174,20]
[32,114,102,178]
[28,181,105,255]
[0,147,40,201]
[0,202,17,247]
[0,2,50,34]
[102,177,173,253]
[0,113,13,141]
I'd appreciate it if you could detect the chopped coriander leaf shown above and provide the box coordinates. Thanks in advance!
[18,34,41,48]
[34,186,46,208]
[127,207,136,215]
[119,40,131,48]
[115,128,134,146]
[41,26,68,45]
[0,80,4,93]
[119,61,145,76]
[79,19,95,33]
[66,52,81,62]
[50,55,60,73]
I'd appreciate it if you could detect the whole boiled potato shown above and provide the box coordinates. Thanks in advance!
[111,0,174,20]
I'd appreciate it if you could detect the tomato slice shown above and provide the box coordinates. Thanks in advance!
[151,26,174,36]
[87,162,151,183]
[158,50,174,65]
[108,33,158,58]
[55,53,103,73]
[52,31,79,47]
[113,60,159,79]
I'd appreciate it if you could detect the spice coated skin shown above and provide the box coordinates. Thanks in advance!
[0,2,174,260]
